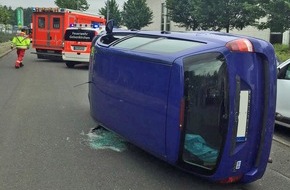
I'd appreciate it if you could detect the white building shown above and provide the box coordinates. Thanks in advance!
[143,0,290,44]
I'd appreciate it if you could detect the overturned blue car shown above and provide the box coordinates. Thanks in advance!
[88,21,277,184]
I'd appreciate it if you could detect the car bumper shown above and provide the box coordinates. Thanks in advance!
[62,52,89,62]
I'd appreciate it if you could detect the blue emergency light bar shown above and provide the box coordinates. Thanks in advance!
[92,24,100,28]
[69,23,100,29]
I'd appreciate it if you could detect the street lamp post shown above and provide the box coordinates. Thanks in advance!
[106,0,110,21]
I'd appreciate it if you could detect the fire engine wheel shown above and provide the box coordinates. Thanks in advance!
[66,62,75,68]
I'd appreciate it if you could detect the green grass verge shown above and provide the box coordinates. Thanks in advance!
[273,44,290,63]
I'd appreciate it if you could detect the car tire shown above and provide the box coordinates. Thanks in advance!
[66,61,75,68]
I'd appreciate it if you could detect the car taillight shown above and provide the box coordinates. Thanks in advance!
[218,175,243,184]
[95,31,98,36]
[226,39,254,52]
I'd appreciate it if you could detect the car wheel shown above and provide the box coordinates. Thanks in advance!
[66,62,75,68]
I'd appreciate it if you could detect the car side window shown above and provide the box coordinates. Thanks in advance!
[278,63,290,80]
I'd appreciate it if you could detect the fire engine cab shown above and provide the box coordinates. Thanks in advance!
[31,7,106,61]
[62,23,105,68]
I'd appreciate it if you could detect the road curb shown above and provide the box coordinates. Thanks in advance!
[0,41,13,58]
[0,49,13,58]
[273,136,290,148]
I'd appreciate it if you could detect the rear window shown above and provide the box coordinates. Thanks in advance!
[113,36,203,54]
[182,53,228,172]
[64,29,96,42]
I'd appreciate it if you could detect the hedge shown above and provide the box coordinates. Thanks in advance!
[273,43,290,63]
[0,32,14,43]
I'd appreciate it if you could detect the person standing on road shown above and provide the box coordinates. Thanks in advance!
[11,29,31,69]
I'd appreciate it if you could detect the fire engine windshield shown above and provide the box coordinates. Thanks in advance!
[64,29,96,42]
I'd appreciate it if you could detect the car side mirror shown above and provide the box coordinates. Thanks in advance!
[105,19,114,35]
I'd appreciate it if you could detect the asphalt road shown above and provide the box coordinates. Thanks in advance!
[0,49,290,190]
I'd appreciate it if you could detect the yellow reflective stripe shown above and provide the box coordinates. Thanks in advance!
[15,46,28,49]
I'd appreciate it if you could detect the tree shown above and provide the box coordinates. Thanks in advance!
[7,7,16,25]
[23,8,33,27]
[257,0,290,33]
[0,5,12,25]
[166,0,201,30]
[166,0,264,32]
[198,0,264,32]
[99,0,122,27]
[0,6,9,24]
[54,0,89,11]
[122,0,153,30]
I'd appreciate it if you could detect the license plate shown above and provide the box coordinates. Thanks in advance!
[73,46,85,50]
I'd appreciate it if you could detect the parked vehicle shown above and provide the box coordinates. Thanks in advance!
[88,21,277,184]
[62,23,105,68]
[276,58,290,128]
[31,7,106,61]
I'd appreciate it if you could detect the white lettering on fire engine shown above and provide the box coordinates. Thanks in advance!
[69,32,90,40]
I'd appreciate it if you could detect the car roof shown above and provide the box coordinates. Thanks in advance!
[110,30,260,45]
[97,29,270,64]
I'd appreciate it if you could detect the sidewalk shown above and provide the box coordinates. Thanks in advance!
[0,41,13,58]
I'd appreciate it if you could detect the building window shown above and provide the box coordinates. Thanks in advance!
[270,32,282,44]
[161,3,171,31]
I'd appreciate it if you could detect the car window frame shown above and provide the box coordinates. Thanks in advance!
[278,59,290,80]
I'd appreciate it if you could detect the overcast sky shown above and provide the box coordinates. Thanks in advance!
[0,0,126,13]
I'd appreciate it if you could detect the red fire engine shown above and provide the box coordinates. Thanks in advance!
[31,7,106,60]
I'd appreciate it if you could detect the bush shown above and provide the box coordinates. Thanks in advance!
[0,32,14,43]
[273,44,290,62]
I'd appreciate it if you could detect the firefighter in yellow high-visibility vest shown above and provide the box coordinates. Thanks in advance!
[11,29,31,69]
